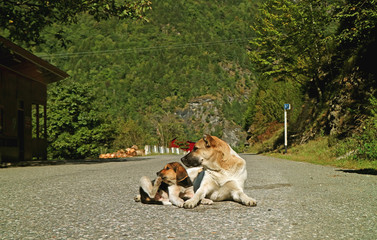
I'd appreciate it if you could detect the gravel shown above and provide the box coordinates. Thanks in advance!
[0,154,376,239]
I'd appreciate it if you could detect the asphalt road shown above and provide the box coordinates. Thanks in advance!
[0,154,376,239]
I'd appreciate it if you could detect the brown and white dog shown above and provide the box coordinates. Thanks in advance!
[181,134,257,209]
[134,162,194,207]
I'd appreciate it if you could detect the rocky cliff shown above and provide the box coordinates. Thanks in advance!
[176,95,247,147]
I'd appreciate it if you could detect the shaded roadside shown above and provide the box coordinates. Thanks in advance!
[0,156,154,168]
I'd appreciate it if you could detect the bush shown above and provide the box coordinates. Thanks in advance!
[355,97,377,160]
[47,81,114,160]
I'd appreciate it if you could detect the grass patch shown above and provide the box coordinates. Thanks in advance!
[244,128,284,154]
[266,137,377,170]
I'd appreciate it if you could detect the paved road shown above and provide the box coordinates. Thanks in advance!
[0,154,376,239]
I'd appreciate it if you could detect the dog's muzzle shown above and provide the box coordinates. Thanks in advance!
[180,155,188,166]
[181,153,201,167]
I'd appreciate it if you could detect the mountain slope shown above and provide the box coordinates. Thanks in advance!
[35,0,258,157]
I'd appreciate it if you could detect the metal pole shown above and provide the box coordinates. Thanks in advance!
[284,108,287,154]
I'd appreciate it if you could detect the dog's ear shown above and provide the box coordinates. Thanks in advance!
[203,134,216,148]
[170,162,188,182]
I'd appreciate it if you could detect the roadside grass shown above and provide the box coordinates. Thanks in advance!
[244,128,285,154]
[247,136,377,170]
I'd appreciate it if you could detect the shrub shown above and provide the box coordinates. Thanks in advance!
[355,97,377,160]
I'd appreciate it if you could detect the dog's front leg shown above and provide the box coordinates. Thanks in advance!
[182,186,195,199]
[183,187,206,208]
[183,178,216,208]
[168,185,185,207]
[232,190,257,207]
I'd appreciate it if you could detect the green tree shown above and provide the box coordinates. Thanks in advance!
[336,0,377,52]
[47,81,114,159]
[155,113,186,147]
[0,0,151,45]
[335,0,377,81]
[112,118,155,150]
[249,0,340,100]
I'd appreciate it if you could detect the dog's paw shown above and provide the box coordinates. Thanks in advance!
[162,201,172,206]
[134,195,141,202]
[244,197,257,207]
[183,199,198,209]
[200,198,213,205]
[173,199,185,208]
[154,176,162,185]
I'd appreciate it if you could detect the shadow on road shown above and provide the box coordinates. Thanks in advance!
[1,157,152,168]
[337,168,377,176]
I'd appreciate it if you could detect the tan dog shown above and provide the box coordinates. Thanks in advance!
[181,135,257,208]
[135,162,194,207]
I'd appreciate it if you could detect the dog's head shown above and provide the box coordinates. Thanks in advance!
[181,134,228,170]
[157,162,189,185]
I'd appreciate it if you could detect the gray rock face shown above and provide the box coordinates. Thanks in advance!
[176,96,246,147]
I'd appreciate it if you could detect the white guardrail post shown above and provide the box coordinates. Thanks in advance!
[143,145,186,155]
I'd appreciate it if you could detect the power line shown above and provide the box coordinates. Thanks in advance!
[36,38,250,59]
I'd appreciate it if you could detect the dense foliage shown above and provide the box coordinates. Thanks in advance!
[34,0,256,158]
[3,0,376,161]
[247,0,377,160]
[357,97,377,160]
[47,81,114,159]
[0,0,151,46]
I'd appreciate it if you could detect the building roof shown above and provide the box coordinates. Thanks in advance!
[0,36,69,84]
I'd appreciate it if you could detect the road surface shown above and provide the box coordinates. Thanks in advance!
[1,154,376,239]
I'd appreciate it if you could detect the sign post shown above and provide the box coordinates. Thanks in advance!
[284,104,291,154]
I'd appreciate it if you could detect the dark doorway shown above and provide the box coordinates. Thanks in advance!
[18,109,25,161]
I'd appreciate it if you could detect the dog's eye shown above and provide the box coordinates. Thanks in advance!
[193,147,198,152]
[166,167,170,170]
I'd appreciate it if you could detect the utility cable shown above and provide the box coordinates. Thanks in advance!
[36,38,250,59]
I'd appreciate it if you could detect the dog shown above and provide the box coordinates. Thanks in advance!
[181,134,257,209]
[134,162,194,207]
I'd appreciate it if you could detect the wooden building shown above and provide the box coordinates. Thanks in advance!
[0,36,69,162]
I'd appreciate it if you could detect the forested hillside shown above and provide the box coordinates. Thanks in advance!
[33,0,257,159]
[246,0,377,163]
[23,0,376,163]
